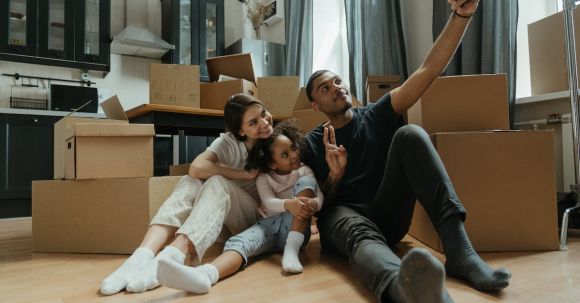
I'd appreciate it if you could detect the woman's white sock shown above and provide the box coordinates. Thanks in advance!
[100,247,154,295]
[158,260,219,294]
[282,231,305,274]
[126,246,186,293]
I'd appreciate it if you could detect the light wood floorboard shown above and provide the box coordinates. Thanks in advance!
[1,217,579,302]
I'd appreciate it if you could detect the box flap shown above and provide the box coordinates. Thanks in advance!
[73,123,155,137]
[206,53,256,84]
[101,95,128,121]
[366,75,401,85]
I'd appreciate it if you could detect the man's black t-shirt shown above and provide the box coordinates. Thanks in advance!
[302,93,405,216]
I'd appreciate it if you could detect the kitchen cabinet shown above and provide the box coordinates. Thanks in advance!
[0,114,59,218]
[161,0,224,81]
[0,0,111,72]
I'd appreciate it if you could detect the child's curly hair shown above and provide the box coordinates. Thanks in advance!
[245,119,305,173]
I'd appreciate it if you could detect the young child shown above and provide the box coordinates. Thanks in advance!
[157,120,323,294]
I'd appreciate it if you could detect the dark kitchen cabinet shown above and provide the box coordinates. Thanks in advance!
[0,114,59,218]
[161,0,224,81]
[0,0,110,72]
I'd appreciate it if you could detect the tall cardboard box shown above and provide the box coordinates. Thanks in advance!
[407,74,510,134]
[32,176,181,254]
[366,75,401,103]
[54,96,129,179]
[257,76,300,117]
[528,7,580,95]
[65,123,155,180]
[149,63,200,108]
[292,88,363,132]
[409,131,559,252]
[202,53,258,110]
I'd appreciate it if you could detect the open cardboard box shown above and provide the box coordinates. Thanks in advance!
[54,96,129,179]
[202,53,299,117]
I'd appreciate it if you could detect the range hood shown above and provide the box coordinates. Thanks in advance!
[111,0,174,58]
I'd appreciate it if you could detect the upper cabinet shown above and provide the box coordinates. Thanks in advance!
[161,0,224,82]
[0,0,110,72]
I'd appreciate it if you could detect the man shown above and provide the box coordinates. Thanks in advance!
[301,1,511,302]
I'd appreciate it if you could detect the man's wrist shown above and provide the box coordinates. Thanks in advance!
[453,10,472,19]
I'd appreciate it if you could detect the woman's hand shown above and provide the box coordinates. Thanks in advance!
[323,126,347,181]
[448,0,479,17]
[242,169,259,180]
[284,198,314,220]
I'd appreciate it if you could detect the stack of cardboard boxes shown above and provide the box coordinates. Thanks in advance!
[33,96,182,254]
[407,74,560,252]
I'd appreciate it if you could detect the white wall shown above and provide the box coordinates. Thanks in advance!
[0,0,283,110]
[400,0,433,74]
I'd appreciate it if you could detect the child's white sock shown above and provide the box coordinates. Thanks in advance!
[100,247,154,295]
[126,246,185,293]
[282,231,305,274]
[158,260,219,294]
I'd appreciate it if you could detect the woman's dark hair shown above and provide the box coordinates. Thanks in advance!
[224,94,266,141]
[306,69,331,101]
[245,119,305,173]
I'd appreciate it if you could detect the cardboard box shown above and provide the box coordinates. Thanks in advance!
[149,63,200,108]
[169,163,191,176]
[528,7,580,95]
[292,88,363,132]
[54,96,129,179]
[407,74,510,134]
[366,75,401,103]
[65,123,155,180]
[257,76,300,116]
[32,176,181,254]
[409,131,559,252]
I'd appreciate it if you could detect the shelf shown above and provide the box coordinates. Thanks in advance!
[515,90,573,105]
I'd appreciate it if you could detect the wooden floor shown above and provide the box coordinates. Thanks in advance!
[2,217,580,303]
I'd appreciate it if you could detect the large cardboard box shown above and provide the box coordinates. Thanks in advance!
[528,7,580,95]
[65,123,155,180]
[409,131,559,252]
[292,88,363,132]
[407,74,510,134]
[149,63,200,108]
[32,176,181,254]
[366,75,401,103]
[53,96,129,179]
[257,76,300,117]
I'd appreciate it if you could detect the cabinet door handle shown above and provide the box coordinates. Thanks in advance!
[28,118,39,123]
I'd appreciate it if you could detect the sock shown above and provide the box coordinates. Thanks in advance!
[126,246,186,293]
[100,247,154,295]
[437,215,511,291]
[282,231,305,274]
[383,248,454,303]
[158,260,219,294]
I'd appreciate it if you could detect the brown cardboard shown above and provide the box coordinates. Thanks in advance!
[257,76,299,116]
[366,75,401,103]
[407,74,510,134]
[408,131,559,252]
[32,176,181,254]
[149,63,200,108]
[201,53,258,110]
[292,88,363,132]
[169,163,191,176]
[200,80,257,110]
[53,95,129,179]
[65,123,155,180]
[528,7,580,95]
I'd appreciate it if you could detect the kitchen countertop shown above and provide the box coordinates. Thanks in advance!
[0,107,105,118]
